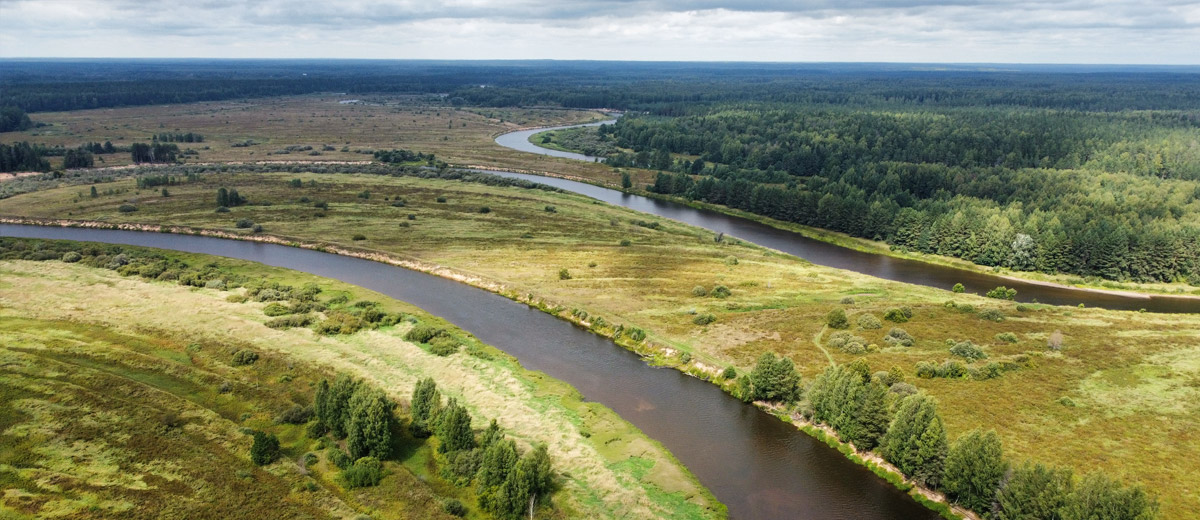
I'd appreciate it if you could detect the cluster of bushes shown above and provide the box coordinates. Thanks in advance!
[884,306,914,323]
[1,239,248,291]
[986,286,1018,300]
[827,331,870,354]
[883,327,915,347]
[802,360,1158,519]
[410,378,555,519]
[215,187,247,208]
[373,148,436,165]
[404,323,463,356]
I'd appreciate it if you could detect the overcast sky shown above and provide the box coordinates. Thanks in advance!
[1,0,1197,64]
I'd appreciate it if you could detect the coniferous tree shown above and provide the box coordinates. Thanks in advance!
[1061,473,1158,520]
[882,393,947,488]
[943,429,1007,513]
[346,386,395,459]
[749,352,800,402]
[250,430,280,466]
[435,398,474,453]
[993,462,1072,520]
[216,187,229,208]
[410,377,441,436]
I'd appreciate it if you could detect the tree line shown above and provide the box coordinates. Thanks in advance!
[742,354,1158,519]
[612,103,1200,284]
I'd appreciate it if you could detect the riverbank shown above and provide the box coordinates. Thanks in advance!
[490,126,1200,302]
[0,239,724,520]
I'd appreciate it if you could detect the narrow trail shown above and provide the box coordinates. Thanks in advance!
[813,325,835,366]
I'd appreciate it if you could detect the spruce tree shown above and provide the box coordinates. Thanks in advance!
[1061,473,1158,520]
[882,393,947,487]
[749,352,800,402]
[250,430,280,466]
[346,386,395,459]
[435,398,474,453]
[410,377,441,436]
[943,429,1007,513]
[217,187,229,208]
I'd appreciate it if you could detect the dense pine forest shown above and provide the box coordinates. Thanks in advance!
[602,105,1200,283]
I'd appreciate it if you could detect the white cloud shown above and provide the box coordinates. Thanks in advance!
[0,0,1196,62]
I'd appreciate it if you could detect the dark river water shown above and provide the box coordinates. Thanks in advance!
[491,127,1199,314]
[0,223,936,520]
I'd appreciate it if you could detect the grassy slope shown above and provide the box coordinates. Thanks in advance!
[2,171,1199,517]
[0,256,720,520]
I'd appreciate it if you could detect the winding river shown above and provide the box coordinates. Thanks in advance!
[0,223,937,520]
[494,123,1200,314]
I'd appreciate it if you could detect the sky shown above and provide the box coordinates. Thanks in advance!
[1,0,1198,64]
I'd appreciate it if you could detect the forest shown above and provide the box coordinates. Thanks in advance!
[595,105,1200,284]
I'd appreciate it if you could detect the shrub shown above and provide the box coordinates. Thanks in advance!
[839,296,855,305]
[118,204,138,213]
[443,499,468,517]
[890,382,919,396]
[693,313,716,326]
[952,283,965,293]
[937,360,968,378]
[428,335,461,356]
[883,308,909,323]
[61,251,82,263]
[949,341,987,361]
[277,405,313,425]
[619,239,632,246]
[826,308,850,329]
[265,314,312,329]
[543,205,556,213]
[340,457,384,488]
[722,366,737,379]
[986,286,1018,300]
[263,302,292,316]
[827,331,868,353]
[724,256,739,266]
[436,196,447,203]
[979,308,1005,322]
[711,285,731,298]
[995,332,1019,343]
[692,285,708,297]
[883,327,915,347]
[558,268,571,280]
[857,313,882,329]
[250,431,280,465]
[252,224,263,233]
[405,324,447,343]
[235,218,254,229]
[327,448,352,470]
[351,234,366,241]
[478,206,491,214]
[357,191,370,199]
[232,349,259,366]
[915,361,938,379]
[313,201,329,210]
[976,362,1003,380]
[1048,330,1064,351]
[628,328,646,342]
[306,421,328,439]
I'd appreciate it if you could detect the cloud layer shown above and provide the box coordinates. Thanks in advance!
[1,0,1197,63]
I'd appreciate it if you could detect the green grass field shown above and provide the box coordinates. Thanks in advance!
[0,251,721,520]
[3,168,1199,517]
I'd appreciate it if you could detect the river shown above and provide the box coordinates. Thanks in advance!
[0,223,937,520]
[493,124,1199,314]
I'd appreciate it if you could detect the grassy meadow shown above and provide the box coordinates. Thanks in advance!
[0,249,721,520]
[3,169,1200,517]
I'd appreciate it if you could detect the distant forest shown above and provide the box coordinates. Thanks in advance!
[2,59,1198,283]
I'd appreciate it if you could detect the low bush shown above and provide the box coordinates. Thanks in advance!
[722,366,737,379]
[263,302,292,316]
[351,234,366,241]
[250,431,280,466]
[478,206,491,213]
[693,313,717,326]
[61,251,82,263]
[118,204,138,213]
[857,313,882,329]
[711,285,731,298]
[428,335,461,356]
[915,361,938,379]
[405,323,447,343]
[952,283,965,293]
[543,205,556,213]
[265,314,313,329]
[839,296,855,305]
[443,499,468,517]
[986,286,1018,300]
[883,327,914,347]
[692,285,708,297]
[979,308,1005,322]
[883,308,909,323]
[826,308,850,329]
[827,331,868,353]
[995,332,1019,343]
[950,341,988,360]
[277,405,313,425]
[938,360,968,378]
[232,349,259,366]
[235,218,254,229]
[558,268,571,280]
[341,457,384,488]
